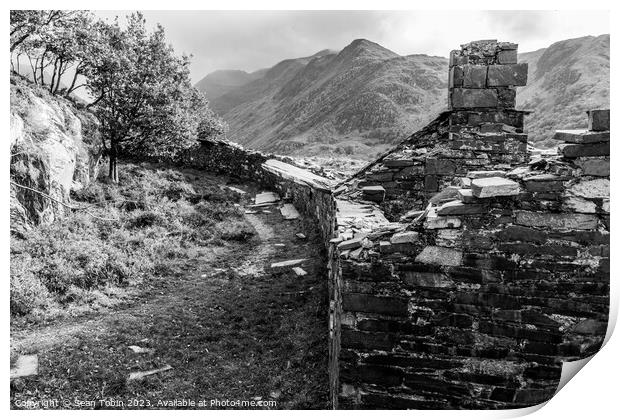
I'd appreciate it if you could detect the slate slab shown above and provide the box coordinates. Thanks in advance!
[10,355,39,379]
[471,177,520,198]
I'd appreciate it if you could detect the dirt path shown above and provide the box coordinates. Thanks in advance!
[10,182,329,409]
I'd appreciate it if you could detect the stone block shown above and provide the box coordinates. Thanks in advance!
[394,165,424,179]
[471,177,520,198]
[478,123,507,133]
[559,143,610,158]
[496,87,516,108]
[569,178,609,199]
[426,158,457,174]
[563,196,597,214]
[367,171,394,182]
[574,157,609,176]
[498,42,518,50]
[402,271,454,288]
[424,175,438,191]
[524,174,565,192]
[362,186,386,202]
[486,63,528,87]
[338,237,365,251]
[515,211,599,230]
[424,214,462,229]
[449,66,463,88]
[383,159,415,168]
[437,200,488,215]
[379,240,393,253]
[462,65,488,88]
[467,170,507,179]
[587,109,610,131]
[358,365,404,387]
[451,88,498,109]
[415,246,463,266]
[340,329,395,351]
[553,129,610,144]
[496,225,548,244]
[458,188,475,203]
[390,231,419,244]
[497,49,517,64]
[341,293,409,316]
[449,50,468,67]
[570,319,607,335]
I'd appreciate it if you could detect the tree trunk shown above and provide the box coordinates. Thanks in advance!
[39,52,46,87]
[108,142,119,183]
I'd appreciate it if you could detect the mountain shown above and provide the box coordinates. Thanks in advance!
[195,69,267,102]
[196,35,609,158]
[198,40,447,158]
[516,34,610,147]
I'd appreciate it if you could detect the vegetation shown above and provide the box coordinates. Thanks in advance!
[10,163,254,321]
[10,10,227,181]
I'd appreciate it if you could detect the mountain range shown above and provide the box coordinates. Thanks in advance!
[196,35,609,158]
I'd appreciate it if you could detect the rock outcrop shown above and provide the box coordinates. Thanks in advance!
[10,76,103,234]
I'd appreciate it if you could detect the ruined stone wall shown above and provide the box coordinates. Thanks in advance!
[327,41,610,409]
[340,41,529,221]
[183,138,271,182]
[182,138,337,245]
[181,40,609,411]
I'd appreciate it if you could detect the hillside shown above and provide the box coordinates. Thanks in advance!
[197,35,609,158]
[195,69,267,101]
[517,34,610,147]
[200,40,447,158]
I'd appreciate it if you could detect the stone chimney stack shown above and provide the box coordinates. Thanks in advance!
[448,40,527,111]
[445,40,530,166]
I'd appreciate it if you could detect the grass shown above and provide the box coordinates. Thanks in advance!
[10,161,254,323]
[10,162,330,409]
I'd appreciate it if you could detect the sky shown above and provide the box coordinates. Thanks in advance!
[93,10,610,83]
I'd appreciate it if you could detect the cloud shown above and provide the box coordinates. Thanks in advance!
[94,10,609,82]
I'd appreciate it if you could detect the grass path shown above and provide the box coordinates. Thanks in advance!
[10,176,329,409]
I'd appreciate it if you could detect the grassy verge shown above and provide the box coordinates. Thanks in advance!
[10,162,255,323]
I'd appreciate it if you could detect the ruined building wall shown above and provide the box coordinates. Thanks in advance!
[181,39,609,411]
[340,43,529,221]
[328,41,610,409]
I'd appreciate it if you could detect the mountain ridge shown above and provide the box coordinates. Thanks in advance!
[197,35,609,158]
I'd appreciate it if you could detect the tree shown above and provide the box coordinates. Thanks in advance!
[85,13,223,182]
[10,10,98,97]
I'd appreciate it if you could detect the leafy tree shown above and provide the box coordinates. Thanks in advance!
[85,13,224,182]
[10,10,99,97]
[10,10,63,52]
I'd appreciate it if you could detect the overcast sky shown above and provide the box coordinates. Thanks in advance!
[94,10,610,82]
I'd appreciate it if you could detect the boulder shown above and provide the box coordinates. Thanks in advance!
[10,78,103,231]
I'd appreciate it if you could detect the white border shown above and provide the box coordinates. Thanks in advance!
[3,1,617,419]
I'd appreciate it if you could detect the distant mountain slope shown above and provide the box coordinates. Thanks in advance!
[196,35,609,158]
[195,69,267,102]
[200,40,447,158]
[517,34,610,147]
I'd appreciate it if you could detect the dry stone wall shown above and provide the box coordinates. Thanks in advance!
[183,138,337,245]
